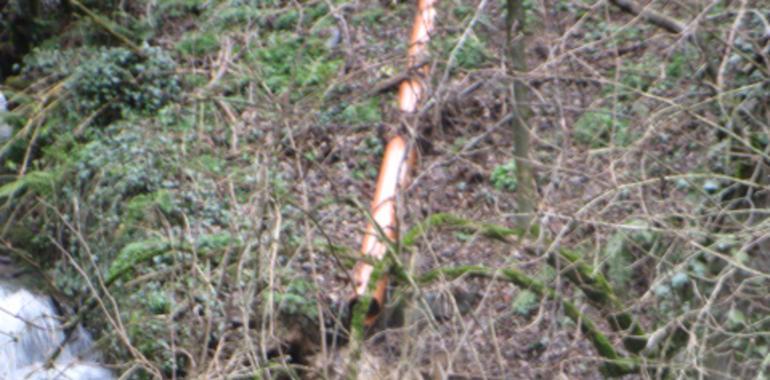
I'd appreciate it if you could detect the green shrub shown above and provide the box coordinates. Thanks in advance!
[491,160,518,192]
[69,47,180,124]
[21,47,81,80]
[23,45,181,127]
[452,34,488,70]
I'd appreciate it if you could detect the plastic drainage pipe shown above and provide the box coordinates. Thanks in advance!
[351,0,436,327]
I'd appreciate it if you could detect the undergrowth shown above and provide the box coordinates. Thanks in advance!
[0,0,768,379]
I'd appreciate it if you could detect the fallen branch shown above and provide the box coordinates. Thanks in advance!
[401,212,536,247]
[608,0,684,34]
[545,248,647,353]
[362,57,431,98]
[607,0,718,81]
[403,213,647,352]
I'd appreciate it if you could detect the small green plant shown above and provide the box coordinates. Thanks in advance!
[456,34,488,69]
[574,108,632,148]
[438,33,489,72]
[491,159,518,192]
[512,290,538,316]
[340,98,382,125]
[146,289,172,315]
[270,277,319,319]
[124,190,176,224]
[177,32,219,56]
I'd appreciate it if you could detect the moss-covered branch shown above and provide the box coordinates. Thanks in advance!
[346,259,387,378]
[403,213,648,353]
[105,232,237,287]
[414,265,638,376]
[401,212,537,248]
[546,248,647,352]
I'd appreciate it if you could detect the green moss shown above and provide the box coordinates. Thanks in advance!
[0,170,57,199]
[574,108,632,148]
[401,212,534,248]
[340,98,382,125]
[107,239,171,284]
[177,32,219,56]
[106,232,236,286]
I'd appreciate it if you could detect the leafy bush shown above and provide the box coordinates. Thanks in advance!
[69,47,180,124]
[21,45,180,126]
[21,48,80,80]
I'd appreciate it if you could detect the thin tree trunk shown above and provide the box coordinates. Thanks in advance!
[506,0,535,225]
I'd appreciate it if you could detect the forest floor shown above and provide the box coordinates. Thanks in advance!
[2,0,767,378]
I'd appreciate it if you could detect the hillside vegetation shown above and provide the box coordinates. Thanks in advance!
[0,0,769,378]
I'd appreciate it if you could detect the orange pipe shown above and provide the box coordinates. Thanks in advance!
[351,136,413,325]
[400,0,436,113]
[351,0,436,327]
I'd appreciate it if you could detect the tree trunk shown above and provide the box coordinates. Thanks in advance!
[506,0,535,225]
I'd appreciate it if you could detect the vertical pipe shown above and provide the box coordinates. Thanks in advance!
[350,0,436,327]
